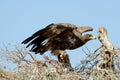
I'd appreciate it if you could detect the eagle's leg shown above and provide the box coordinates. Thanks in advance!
[58,51,72,68]
[52,50,71,68]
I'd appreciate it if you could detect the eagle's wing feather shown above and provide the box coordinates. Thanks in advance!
[77,26,93,34]
[21,23,75,50]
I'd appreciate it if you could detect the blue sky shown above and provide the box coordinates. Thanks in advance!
[0,0,120,67]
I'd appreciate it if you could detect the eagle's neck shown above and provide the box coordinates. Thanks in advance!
[81,35,90,43]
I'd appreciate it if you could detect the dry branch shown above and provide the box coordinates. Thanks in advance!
[96,27,116,71]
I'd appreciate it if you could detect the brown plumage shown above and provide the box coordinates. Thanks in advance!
[22,23,95,67]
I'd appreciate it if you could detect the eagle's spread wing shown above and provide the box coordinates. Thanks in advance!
[21,23,64,44]
[21,23,76,52]
[77,26,93,33]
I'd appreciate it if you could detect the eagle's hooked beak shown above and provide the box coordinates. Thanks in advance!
[90,35,96,40]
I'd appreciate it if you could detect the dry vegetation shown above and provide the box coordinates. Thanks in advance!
[0,45,120,80]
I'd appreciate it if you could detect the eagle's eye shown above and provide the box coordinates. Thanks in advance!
[88,34,96,40]
[88,35,92,37]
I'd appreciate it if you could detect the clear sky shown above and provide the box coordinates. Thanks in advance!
[0,0,120,67]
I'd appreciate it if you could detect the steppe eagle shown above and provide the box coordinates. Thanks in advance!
[22,23,95,67]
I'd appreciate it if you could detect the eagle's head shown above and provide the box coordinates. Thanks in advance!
[83,34,96,42]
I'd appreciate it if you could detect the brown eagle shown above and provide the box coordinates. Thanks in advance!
[22,23,95,67]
